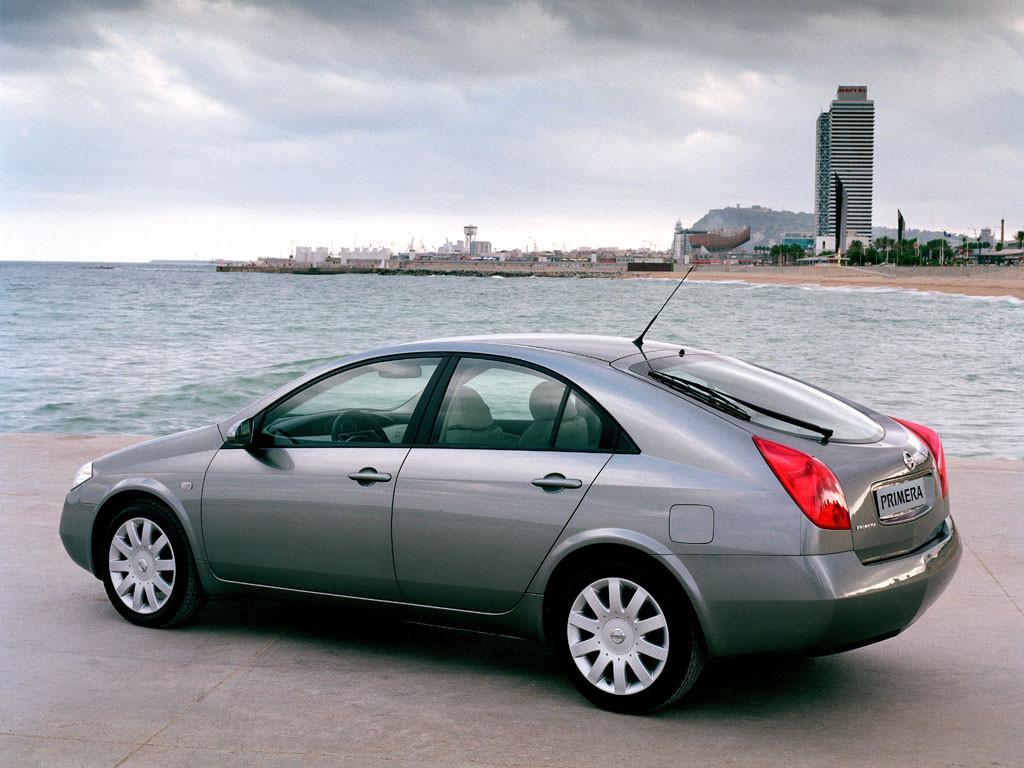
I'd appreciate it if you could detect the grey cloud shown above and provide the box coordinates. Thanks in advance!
[0,0,144,22]
[1,0,1020,240]
[0,0,148,52]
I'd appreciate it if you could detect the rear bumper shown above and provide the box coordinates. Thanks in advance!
[682,516,962,657]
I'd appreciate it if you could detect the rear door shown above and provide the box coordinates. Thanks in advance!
[392,357,614,612]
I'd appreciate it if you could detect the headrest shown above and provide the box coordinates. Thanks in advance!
[529,380,573,421]
[446,386,494,430]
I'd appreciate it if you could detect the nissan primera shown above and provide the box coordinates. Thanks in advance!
[60,334,960,713]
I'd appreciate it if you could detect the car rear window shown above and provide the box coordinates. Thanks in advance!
[634,353,883,442]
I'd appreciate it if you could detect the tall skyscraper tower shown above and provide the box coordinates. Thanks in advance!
[814,111,831,237]
[814,86,874,243]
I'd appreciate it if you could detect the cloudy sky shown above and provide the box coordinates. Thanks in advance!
[2,0,1021,260]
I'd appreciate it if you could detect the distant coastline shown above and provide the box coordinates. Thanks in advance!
[686,265,1024,300]
[151,259,245,265]
[215,261,1024,300]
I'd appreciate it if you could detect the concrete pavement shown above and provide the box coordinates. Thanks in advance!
[1,433,1022,767]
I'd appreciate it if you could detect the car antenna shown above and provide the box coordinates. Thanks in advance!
[632,266,693,365]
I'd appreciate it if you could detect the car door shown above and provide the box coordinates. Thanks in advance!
[392,356,616,612]
[202,356,443,599]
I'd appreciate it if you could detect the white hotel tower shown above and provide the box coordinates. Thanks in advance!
[815,86,874,243]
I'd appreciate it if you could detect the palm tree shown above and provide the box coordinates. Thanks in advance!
[847,239,864,265]
[1016,230,1024,249]
[874,236,894,264]
[925,239,949,264]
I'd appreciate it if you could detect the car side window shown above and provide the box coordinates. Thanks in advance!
[428,358,624,452]
[559,389,622,451]
[431,358,568,449]
[259,358,439,447]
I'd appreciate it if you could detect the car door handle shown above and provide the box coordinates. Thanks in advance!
[348,469,392,486]
[532,474,583,492]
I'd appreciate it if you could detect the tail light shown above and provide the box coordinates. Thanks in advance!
[753,436,850,530]
[890,417,948,499]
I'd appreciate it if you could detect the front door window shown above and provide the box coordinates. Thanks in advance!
[260,357,440,447]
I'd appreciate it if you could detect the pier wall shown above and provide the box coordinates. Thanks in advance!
[218,260,632,277]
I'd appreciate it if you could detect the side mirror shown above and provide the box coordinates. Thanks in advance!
[226,417,254,447]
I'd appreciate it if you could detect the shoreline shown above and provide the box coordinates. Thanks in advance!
[217,262,1024,300]
[682,265,1024,300]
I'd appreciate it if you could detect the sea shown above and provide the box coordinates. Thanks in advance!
[1,261,1021,459]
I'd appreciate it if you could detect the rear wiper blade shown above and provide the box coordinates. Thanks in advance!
[649,371,834,443]
[649,371,751,422]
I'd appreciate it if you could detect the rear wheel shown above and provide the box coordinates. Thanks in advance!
[557,560,703,713]
[101,500,206,628]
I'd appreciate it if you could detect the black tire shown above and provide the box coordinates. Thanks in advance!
[100,499,206,628]
[555,559,704,714]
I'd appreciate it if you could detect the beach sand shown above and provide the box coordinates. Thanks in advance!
[679,265,1024,300]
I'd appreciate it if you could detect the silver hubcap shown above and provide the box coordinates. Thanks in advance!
[567,577,669,695]
[108,518,176,614]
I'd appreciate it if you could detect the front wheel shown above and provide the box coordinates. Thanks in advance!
[557,561,704,713]
[101,500,206,628]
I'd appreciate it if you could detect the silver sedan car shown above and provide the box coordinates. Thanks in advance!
[60,334,960,713]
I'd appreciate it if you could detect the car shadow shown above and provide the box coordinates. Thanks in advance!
[677,654,864,716]
[182,596,877,715]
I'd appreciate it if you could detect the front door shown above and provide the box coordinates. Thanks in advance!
[202,356,442,598]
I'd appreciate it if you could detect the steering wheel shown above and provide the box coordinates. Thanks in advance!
[330,411,389,443]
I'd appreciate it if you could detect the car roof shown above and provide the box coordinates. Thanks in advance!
[395,334,683,362]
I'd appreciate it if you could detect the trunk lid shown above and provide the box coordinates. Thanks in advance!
[813,419,948,562]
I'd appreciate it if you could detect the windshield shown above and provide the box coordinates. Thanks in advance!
[634,353,883,442]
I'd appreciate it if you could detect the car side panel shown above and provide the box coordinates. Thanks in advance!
[202,446,407,599]
[59,426,224,575]
[524,450,806,651]
[392,448,610,611]
[552,452,803,558]
[528,450,959,657]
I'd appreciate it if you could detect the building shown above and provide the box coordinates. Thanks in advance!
[814,112,831,237]
[294,246,329,264]
[671,220,707,263]
[814,86,874,244]
[671,220,689,263]
[815,235,836,253]
[688,227,751,254]
[782,232,815,250]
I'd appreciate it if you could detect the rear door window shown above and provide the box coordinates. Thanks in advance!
[431,358,566,448]
[428,357,630,452]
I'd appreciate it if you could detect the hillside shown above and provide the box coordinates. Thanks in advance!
[871,226,965,244]
[689,206,815,249]
[687,206,967,249]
